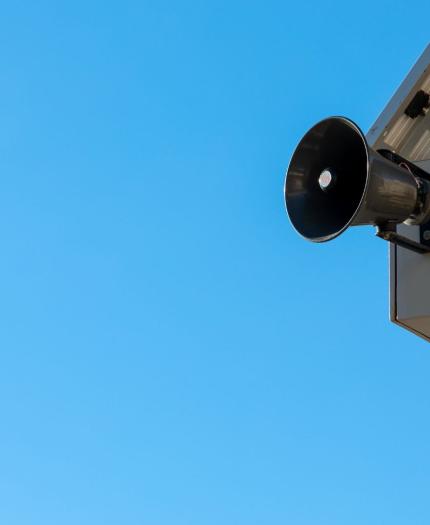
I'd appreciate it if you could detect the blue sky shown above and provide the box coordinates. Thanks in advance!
[0,1,430,524]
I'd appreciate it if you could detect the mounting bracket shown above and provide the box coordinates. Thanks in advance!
[376,224,430,253]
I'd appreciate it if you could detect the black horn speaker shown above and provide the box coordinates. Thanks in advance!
[284,117,421,242]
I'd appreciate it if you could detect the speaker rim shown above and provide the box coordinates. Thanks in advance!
[284,116,370,243]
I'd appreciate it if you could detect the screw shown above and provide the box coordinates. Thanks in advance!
[423,230,430,241]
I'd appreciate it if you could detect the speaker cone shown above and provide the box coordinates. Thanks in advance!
[284,117,420,242]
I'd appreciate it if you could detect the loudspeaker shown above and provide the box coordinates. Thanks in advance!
[284,117,421,242]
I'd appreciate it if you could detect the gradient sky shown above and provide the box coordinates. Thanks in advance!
[1,2,430,524]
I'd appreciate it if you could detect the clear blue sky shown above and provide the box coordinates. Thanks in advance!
[1,2,429,524]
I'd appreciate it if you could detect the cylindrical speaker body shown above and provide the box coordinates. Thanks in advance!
[285,117,420,242]
[351,150,418,226]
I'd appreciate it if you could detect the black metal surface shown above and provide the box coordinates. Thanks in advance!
[377,148,430,252]
[285,117,368,242]
[378,149,430,181]
[376,226,430,253]
[285,117,420,243]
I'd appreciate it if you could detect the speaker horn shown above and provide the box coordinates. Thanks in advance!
[284,116,429,244]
